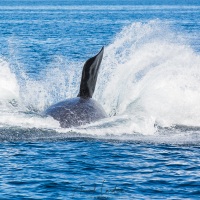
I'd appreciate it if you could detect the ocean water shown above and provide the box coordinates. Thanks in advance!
[0,0,200,199]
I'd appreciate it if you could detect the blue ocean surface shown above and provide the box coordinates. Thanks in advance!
[0,0,200,199]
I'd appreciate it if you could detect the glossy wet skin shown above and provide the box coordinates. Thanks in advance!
[44,97,107,128]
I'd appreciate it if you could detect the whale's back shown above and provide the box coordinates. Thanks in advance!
[45,97,107,128]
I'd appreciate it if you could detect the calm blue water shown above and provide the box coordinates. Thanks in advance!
[0,0,200,199]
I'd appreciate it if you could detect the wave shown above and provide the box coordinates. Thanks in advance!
[0,20,200,143]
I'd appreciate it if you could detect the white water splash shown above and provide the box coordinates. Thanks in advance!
[95,21,200,134]
[0,58,19,108]
[0,20,200,139]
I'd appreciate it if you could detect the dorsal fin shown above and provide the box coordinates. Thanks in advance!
[77,47,104,98]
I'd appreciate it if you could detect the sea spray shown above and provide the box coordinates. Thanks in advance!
[0,21,200,137]
[95,21,200,131]
[0,58,19,109]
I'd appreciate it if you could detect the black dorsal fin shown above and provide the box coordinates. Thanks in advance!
[77,47,104,98]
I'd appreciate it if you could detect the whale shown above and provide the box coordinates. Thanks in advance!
[44,47,107,128]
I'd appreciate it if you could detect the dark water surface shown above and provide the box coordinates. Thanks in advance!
[1,141,200,199]
[0,0,200,199]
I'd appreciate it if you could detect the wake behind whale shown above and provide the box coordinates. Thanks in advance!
[44,47,107,128]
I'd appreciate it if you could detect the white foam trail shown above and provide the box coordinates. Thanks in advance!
[0,111,59,129]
